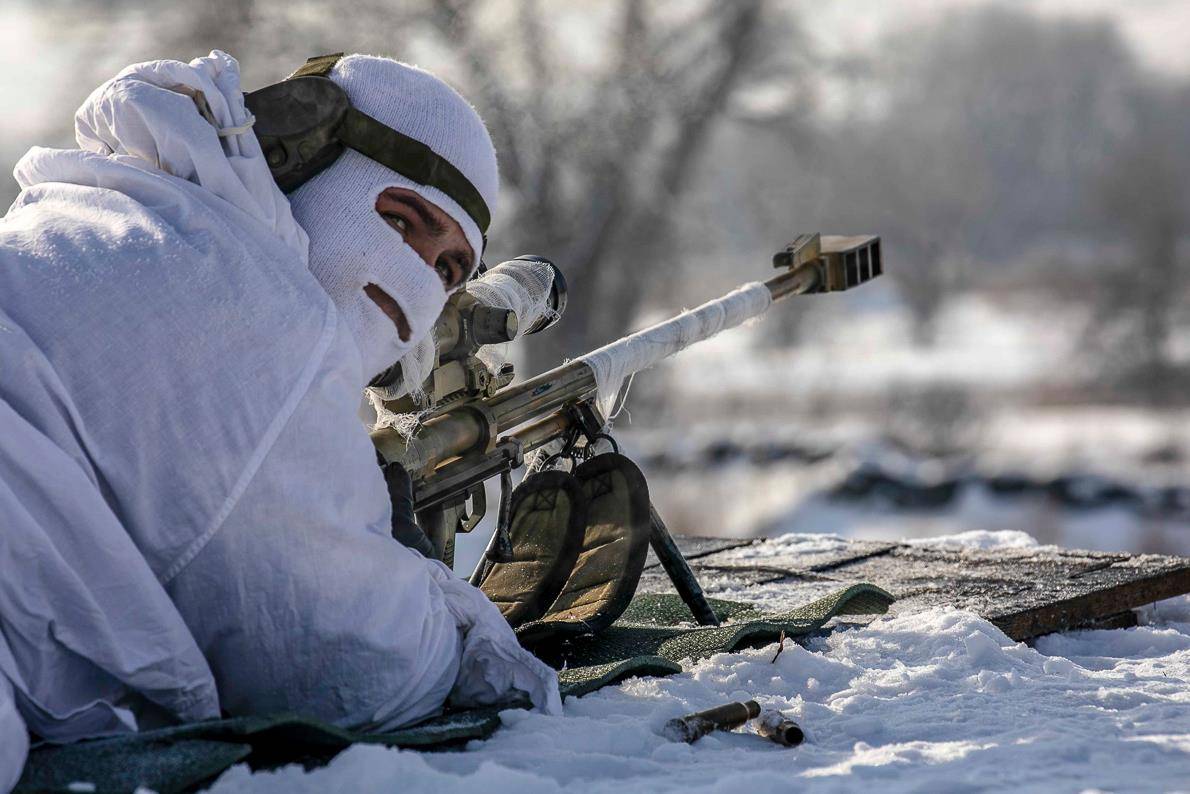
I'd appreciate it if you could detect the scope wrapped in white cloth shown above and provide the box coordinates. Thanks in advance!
[0,50,558,791]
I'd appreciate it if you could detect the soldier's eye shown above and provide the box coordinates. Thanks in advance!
[383,213,408,235]
[435,260,457,288]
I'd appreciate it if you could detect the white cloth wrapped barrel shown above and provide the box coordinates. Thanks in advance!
[579,282,772,414]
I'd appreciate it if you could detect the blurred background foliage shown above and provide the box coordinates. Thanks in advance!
[5,0,1190,554]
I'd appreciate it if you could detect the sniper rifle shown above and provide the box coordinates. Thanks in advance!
[370,233,884,625]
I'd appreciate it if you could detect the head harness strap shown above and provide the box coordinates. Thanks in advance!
[288,53,344,79]
[285,53,491,234]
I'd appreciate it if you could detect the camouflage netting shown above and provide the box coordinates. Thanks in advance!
[16,584,892,794]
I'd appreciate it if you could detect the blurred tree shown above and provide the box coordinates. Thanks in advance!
[1084,82,1190,404]
[868,8,1138,345]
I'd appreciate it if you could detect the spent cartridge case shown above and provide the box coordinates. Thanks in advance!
[661,700,761,743]
[756,709,805,747]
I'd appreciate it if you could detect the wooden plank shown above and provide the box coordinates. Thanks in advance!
[691,536,900,575]
[823,545,1190,639]
[987,557,1190,640]
[642,536,755,570]
[651,537,1190,641]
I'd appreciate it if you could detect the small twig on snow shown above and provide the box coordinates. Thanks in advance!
[770,630,787,663]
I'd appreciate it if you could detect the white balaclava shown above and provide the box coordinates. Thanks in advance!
[287,55,498,384]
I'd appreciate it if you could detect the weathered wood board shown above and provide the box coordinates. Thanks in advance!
[641,536,1190,641]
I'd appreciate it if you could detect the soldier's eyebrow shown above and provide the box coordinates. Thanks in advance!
[389,194,447,238]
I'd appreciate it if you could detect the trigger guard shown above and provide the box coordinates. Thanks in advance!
[459,484,487,532]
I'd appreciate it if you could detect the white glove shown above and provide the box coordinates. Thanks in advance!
[427,561,563,715]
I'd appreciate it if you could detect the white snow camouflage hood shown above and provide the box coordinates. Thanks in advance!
[0,49,555,794]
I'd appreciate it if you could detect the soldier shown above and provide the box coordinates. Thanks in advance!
[0,51,558,790]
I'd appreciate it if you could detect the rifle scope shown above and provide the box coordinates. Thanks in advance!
[371,254,569,404]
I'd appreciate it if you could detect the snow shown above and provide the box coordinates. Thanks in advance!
[204,535,1190,793]
[906,529,1040,550]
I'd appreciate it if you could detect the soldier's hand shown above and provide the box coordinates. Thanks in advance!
[383,462,436,558]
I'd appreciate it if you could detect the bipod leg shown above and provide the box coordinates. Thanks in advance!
[648,504,720,626]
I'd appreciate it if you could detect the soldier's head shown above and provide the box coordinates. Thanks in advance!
[286,54,497,383]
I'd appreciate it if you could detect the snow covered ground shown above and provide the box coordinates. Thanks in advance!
[206,532,1190,793]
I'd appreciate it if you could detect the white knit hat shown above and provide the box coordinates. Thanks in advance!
[287,55,499,383]
[315,54,497,265]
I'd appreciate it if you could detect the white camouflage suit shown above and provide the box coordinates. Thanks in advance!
[0,51,559,792]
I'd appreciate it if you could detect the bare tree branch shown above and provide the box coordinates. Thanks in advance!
[426,0,528,191]
[653,0,762,203]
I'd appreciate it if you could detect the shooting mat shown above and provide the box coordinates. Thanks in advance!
[15,584,891,793]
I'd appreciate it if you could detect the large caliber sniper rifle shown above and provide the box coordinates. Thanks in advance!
[371,233,884,625]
